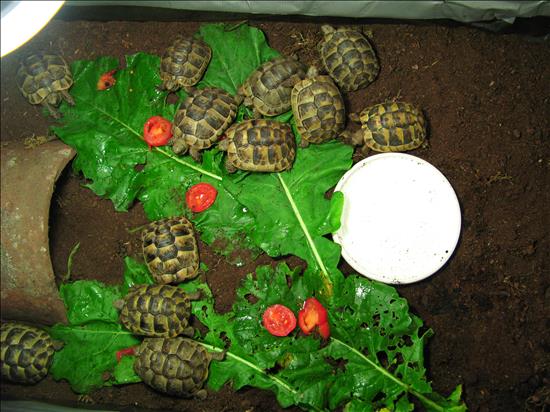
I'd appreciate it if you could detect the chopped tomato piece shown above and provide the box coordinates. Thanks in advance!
[317,321,331,339]
[298,297,330,339]
[116,346,136,362]
[262,304,297,337]
[97,69,117,90]
[186,183,218,212]
[143,116,172,149]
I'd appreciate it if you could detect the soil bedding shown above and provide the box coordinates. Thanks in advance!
[1,12,549,412]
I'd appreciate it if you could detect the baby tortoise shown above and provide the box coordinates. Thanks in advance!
[142,217,199,284]
[159,36,211,92]
[238,55,308,117]
[291,67,346,147]
[319,25,380,92]
[1,322,63,384]
[16,53,75,119]
[115,284,201,338]
[171,87,240,162]
[134,337,224,399]
[341,101,428,154]
[218,119,296,173]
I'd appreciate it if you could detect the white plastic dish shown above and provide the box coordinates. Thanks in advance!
[1,1,65,58]
[332,153,461,284]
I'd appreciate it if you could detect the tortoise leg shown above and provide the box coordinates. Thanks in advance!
[60,90,75,106]
[189,147,203,163]
[348,112,361,123]
[210,350,225,361]
[225,158,237,173]
[251,107,262,119]
[194,389,208,400]
[42,102,61,119]
[183,86,197,96]
[299,139,310,148]
[181,326,195,337]
[186,290,202,301]
[341,129,365,147]
[358,143,371,157]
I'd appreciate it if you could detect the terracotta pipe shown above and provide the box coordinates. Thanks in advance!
[1,140,75,325]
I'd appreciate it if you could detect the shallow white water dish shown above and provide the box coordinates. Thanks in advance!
[333,153,461,284]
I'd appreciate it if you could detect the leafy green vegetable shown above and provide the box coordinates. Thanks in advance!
[223,139,352,295]
[59,280,122,325]
[189,263,465,411]
[47,22,465,411]
[197,23,280,94]
[49,321,140,394]
[49,270,146,393]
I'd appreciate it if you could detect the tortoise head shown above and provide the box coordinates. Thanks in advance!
[112,298,125,311]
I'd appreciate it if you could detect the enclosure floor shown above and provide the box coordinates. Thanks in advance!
[1,15,549,412]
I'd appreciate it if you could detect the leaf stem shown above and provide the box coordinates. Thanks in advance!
[331,337,445,412]
[72,96,223,181]
[155,148,222,181]
[197,342,325,412]
[276,173,332,291]
[62,242,80,283]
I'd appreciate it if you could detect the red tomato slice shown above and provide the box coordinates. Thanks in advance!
[262,304,297,337]
[186,183,218,212]
[298,297,330,338]
[317,321,331,339]
[97,69,117,90]
[143,116,172,149]
[116,346,136,362]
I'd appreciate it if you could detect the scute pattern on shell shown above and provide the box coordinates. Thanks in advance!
[142,217,199,284]
[359,101,427,152]
[320,26,379,92]
[222,119,296,172]
[134,337,221,399]
[160,37,211,91]
[240,56,308,116]
[291,75,346,145]
[16,53,73,104]
[119,285,195,338]
[1,322,56,384]
[171,88,238,158]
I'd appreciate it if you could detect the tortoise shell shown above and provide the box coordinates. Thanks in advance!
[134,337,224,399]
[219,119,296,173]
[353,102,427,152]
[142,217,199,284]
[1,322,57,384]
[16,53,74,118]
[171,88,239,162]
[291,69,346,146]
[118,284,199,338]
[319,25,379,92]
[159,37,212,92]
[239,56,308,116]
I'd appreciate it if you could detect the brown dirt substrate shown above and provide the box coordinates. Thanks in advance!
[1,12,549,412]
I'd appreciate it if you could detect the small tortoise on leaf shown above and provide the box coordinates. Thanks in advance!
[142,217,199,284]
[1,322,62,384]
[319,25,380,92]
[115,284,200,338]
[171,87,240,162]
[219,119,296,173]
[159,36,211,92]
[238,55,308,117]
[134,337,224,399]
[341,101,428,154]
[16,53,75,118]
[291,67,346,148]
